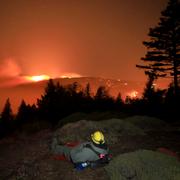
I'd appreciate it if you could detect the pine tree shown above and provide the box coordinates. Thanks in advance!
[84,83,91,98]
[1,98,14,134]
[1,98,13,122]
[37,79,57,109]
[44,79,57,97]
[94,86,109,100]
[137,0,180,96]
[16,100,27,129]
[142,71,157,102]
[37,79,59,123]
[115,92,124,110]
[94,86,114,110]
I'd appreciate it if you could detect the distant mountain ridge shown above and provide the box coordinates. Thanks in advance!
[0,76,145,113]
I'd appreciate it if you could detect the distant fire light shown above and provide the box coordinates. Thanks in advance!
[25,75,50,82]
[129,90,138,98]
[60,73,82,79]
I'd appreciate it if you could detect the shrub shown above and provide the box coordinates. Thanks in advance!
[53,118,145,145]
[105,149,180,180]
[57,112,87,127]
[124,116,168,131]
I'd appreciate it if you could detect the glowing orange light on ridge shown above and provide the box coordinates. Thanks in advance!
[60,73,82,79]
[128,90,138,98]
[25,75,50,82]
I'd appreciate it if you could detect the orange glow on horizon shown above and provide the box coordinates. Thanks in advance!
[128,90,138,98]
[25,75,50,82]
[23,73,82,82]
[60,73,82,79]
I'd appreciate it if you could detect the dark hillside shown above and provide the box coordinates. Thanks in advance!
[0,114,179,180]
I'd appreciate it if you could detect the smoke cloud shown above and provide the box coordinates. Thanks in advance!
[0,58,21,77]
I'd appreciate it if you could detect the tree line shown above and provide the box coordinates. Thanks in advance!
[0,0,179,138]
[0,77,179,138]
[0,80,121,137]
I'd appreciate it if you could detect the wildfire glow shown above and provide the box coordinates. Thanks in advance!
[60,73,82,79]
[128,90,138,98]
[25,75,50,82]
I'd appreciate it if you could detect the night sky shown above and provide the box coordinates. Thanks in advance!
[0,0,168,83]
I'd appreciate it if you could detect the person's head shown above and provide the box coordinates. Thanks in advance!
[91,131,105,145]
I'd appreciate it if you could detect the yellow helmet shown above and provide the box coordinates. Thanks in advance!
[91,131,105,144]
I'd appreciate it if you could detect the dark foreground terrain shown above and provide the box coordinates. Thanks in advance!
[0,114,180,180]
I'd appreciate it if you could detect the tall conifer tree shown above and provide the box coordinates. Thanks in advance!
[1,98,13,133]
[137,0,180,96]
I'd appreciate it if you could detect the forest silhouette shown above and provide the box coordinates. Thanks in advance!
[0,76,179,138]
[0,0,180,138]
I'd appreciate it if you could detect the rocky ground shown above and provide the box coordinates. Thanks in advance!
[0,115,180,180]
[0,129,109,180]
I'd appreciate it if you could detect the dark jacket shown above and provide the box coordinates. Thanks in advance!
[70,141,109,164]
